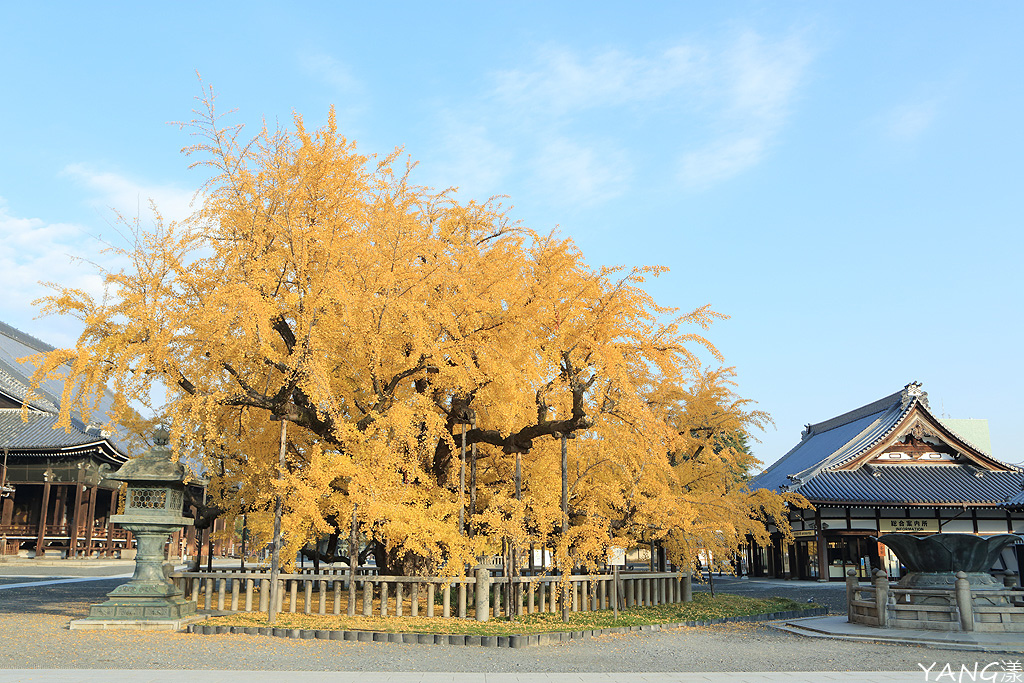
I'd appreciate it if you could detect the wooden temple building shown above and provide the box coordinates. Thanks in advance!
[748,382,1024,581]
[0,321,134,557]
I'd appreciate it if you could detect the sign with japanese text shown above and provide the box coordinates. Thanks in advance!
[881,518,937,533]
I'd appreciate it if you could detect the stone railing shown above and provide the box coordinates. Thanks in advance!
[847,569,1024,633]
[169,569,691,622]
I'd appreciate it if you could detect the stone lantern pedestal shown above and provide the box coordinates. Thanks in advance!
[71,429,203,631]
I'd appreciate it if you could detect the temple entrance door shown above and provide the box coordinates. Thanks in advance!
[795,540,820,580]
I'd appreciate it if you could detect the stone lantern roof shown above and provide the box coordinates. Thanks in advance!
[106,429,187,484]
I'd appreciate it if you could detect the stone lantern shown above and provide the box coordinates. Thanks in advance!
[71,429,200,630]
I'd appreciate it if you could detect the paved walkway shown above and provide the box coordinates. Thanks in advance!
[0,575,132,590]
[0,671,929,682]
[777,615,1024,653]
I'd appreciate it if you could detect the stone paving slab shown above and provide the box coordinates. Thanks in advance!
[0,671,925,683]
[775,615,1024,653]
[0,575,132,591]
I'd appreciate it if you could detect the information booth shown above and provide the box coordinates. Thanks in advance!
[748,383,1024,581]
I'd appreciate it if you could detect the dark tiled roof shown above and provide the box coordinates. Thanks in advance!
[0,321,129,459]
[1002,489,1024,509]
[0,358,60,412]
[0,321,54,354]
[797,465,1022,505]
[749,382,1020,507]
[750,392,904,493]
[0,323,65,412]
[0,409,106,450]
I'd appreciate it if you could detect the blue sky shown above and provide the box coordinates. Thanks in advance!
[1,2,1021,468]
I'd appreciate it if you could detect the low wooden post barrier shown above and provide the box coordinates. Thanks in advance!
[170,569,686,620]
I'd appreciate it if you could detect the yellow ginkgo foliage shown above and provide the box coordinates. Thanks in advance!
[29,90,806,577]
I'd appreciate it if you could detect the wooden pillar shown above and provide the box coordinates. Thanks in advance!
[815,508,829,581]
[83,486,98,557]
[35,482,52,557]
[59,485,70,526]
[168,529,181,560]
[52,486,66,536]
[68,485,83,558]
[816,529,829,582]
[185,524,197,559]
[105,489,117,557]
[1,494,13,526]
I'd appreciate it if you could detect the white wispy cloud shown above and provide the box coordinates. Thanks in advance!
[882,98,940,142]
[2,166,201,345]
[492,44,707,117]
[61,163,198,224]
[430,117,515,199]
[679,31,813,190]
[428,29,814,205]
[680,137,766,189]
[0,198,127,347]
[529,136,632,206]
[297,52,368,130]
[300,52,363,94]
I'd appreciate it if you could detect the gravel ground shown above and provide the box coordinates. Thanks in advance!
[0,577,1015,673]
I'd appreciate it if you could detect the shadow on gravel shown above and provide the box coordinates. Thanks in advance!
[0,579,124,617]
[692,577,848,614]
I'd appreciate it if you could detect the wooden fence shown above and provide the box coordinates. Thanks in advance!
[169,569,691,621]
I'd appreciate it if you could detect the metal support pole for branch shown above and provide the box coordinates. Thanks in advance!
[613,563,619,619]
[459,422,467,535]
[514,449,522,616]
[202,485,212,572]
[348,504,358,616]
[240,514,247,571]
[469,418,477,538]
[561,432,569,623]
[505,538,513,619]
[268,417,287,625]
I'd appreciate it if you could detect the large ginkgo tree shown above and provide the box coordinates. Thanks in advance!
[29,89,806,581]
